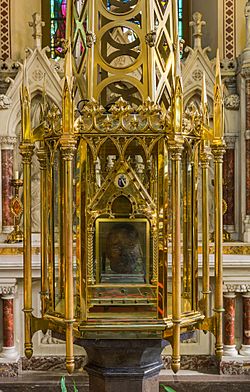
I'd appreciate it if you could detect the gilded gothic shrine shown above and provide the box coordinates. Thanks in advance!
[0,1,250,391]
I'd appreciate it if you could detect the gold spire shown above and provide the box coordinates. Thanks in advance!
[213,49,224,142]
[64,38,74,91]
[201,72,209,126]
[172,0,179,45]
[172,36,183,135]
[65,0,73,44]
[20,57,32,142]
[175,35,182,82]
[62,39,74,135]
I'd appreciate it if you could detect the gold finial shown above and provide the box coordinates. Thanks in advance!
[63,0,74,134]
[215,48,222,86]
[64,38,74,90]
[172,36,183,135]
[40,73,47,122]
[20,57,32,142]
[64,0,73,86]
[62,40,74,135]
[65,0,73,43]
[22,57,29,90]
[201,72,209,126]
[213,49,224,141]
[172,0,179,44]
[175,36,182,81]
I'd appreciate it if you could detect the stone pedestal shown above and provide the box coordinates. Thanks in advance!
[83,339,163,392]
[240,292,250,356]
[223,292,238,356]
[0,280,19,363]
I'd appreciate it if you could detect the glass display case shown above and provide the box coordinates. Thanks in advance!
[21,0,225,376]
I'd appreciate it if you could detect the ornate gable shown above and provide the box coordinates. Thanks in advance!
[182,12,215,108]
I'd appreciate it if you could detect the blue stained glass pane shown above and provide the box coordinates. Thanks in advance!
[50,0,67,59]
[178,0,183,40]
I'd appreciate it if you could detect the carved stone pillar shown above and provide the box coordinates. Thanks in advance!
[0,137,17,233]
[223,292,238,356]
[240,292,250,356]
[242,2,250,240]
[246,131,250,216]
[243,1,250,62]
[0,279,19,362]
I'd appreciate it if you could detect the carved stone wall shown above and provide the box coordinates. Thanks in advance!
[0,0,10,60]
[224,0,236,59]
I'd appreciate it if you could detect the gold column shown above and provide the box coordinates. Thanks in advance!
[200,142,211,318]
[20,57,34,360]
[20,143,34,359]
[170,36,183,373]
[163,141,169,318]
[170,142,183,374]
[182,150,192,311]
[201,73,211,318]
[212,50,225,358]
[76,140,87,320]
[212,144,225,358]
[60,139,76,374]
[191,147,199,311]
[47,160,55,310]
[158,138,167,318]
[58,154,65,300]
[37,144,48,316]
[61,11,76,371]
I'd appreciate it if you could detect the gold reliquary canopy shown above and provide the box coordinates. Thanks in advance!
[21,0,225,375]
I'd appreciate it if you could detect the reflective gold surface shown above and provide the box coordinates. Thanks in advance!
[21,0,225,375]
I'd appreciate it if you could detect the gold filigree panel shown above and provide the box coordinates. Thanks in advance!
[153,0,175,109]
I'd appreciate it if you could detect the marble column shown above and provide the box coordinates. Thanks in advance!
[243,1,250,241]
[223,137,236,228]
[243,89,250,241]
[240,292,250,356]
[223,292,238,356]
[0,280,19,362]
[1,137,17,233]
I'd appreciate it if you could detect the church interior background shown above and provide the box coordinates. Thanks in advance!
[0,0,250,391]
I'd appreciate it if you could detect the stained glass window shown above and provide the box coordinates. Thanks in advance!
[159,1,183,40]
[50,0,67,59]
[178,0,183,40]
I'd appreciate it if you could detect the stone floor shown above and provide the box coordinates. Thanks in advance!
[0,369,249,391]
[0,371,89,391]
[159,369,250,392]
